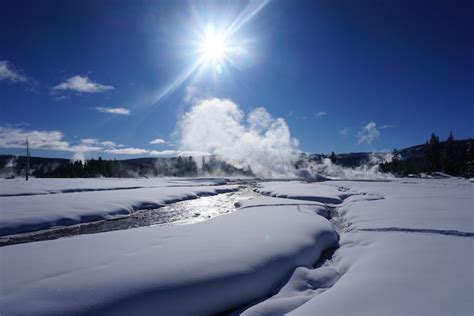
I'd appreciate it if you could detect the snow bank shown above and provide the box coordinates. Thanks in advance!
[236,196,330,217]
[256,181,348,204]
[331,178,473,232]
[0,177,227,197]
[289,232,474,316]
[0,183,238,236]
[0,200,338,315]
[244,178,474,316]
[243,266,340,316]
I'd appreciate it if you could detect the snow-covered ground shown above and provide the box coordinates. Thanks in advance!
[0,177,228,197]
[0,178,472,315]
[0,178,237,236]
[245,178,474,316]
[0,181,338,315]
[256,181,348,204]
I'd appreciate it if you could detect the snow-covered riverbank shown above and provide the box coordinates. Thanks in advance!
[0,178,472,315]
[245,178,473,316]
[0,178,238,236]
[0,180,338,315]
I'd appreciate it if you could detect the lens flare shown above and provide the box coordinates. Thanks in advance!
[200,26,227,62]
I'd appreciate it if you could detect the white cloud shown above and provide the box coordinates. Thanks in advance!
[80,138,98,145]
[0,126,108,155]
[96,107,130,115]
[0,61,28,83]
[104,147,150,155]
[150,138,167,145]
[149,150,179,156]
[52,76,114,94]
[0,126,70,151]
[0,125,156,159]
[101,141,117,147]
[184,85,200,104]
[315,111,327,118]
[339,127,350,136]
[357,121,380,145]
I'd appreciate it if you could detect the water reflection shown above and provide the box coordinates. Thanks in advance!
[0,188,257,247]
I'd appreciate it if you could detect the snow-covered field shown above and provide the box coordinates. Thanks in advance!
[0,177,472,315]
[247,179,474,316]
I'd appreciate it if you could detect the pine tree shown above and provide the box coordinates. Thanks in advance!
[443,131,456,175]
[425,133,442,172]
[329,152,337,164]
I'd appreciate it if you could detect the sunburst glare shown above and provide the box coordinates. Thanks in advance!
[199,25,227,62]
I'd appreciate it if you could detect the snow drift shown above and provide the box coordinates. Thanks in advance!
[0,197,338,315]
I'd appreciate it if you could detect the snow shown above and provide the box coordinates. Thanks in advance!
[289,232,473,316]
[256,181,347,204]
[243,178,474,316]
[331,178,473,232]
[236,196,330,218]
[0,188,338,315]
[1,178,472,315]
[242,266,340,315]
[0,180,238,236]
[0,177,227,197]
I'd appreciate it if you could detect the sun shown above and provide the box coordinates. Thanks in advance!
[199,26,227,62]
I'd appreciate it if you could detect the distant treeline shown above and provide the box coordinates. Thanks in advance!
[380,132,474,177]
[9,155,254,178]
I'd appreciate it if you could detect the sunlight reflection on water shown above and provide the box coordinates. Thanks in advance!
[0,188,257,247]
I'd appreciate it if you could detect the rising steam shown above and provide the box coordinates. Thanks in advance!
[178,98,393,179]
[178,98,299,178]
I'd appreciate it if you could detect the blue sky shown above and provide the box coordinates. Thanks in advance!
[1,0,472,159]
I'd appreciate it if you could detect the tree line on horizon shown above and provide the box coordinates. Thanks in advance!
[379,132,474,178]
[5,132,473,179]
[18,155,254,178]
[31,156,201,178]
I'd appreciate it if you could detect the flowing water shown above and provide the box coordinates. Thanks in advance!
[0,187,257,247]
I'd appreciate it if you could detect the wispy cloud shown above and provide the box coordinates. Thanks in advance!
[52,75,114,94]
[0,61,29,83]
[104,147,149,155]
[287,111,307,120]
[183,85,204,104]
[96,107,130,115]
[357,121,380,145]
[149,150,179,156]
[0,126,70,151]
[339,127,350,136]
[100,141,117,147]
[0,125,180,159]
[80,138,98,145]
[150,138,167,145]
[315,111,327,118]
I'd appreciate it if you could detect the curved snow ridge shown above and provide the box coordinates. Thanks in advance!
[241,266,341,316]
[256,181,350,205]
[0,185,238,236]
[0,177,229,197]
[276,179,474,316]
[0,186,145,197]
[0,203,339,315]
[239,185,384,315]
[236,196,331,218]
